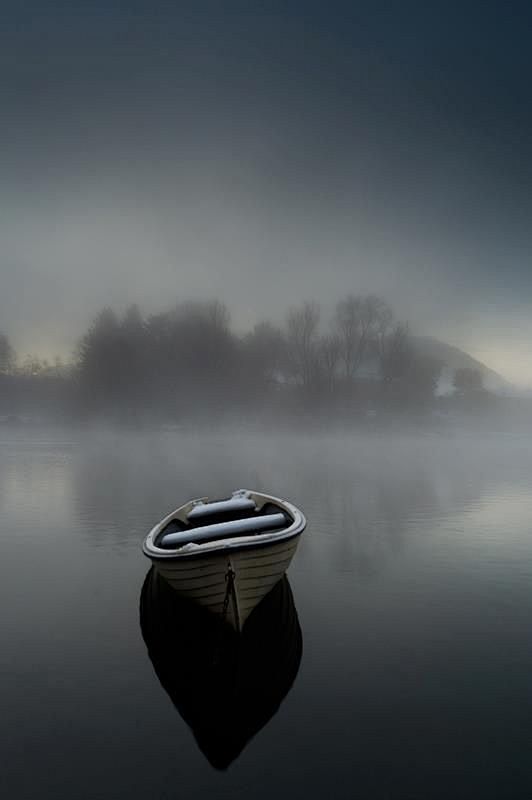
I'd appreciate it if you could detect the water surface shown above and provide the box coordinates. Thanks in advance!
[2,427,532,799]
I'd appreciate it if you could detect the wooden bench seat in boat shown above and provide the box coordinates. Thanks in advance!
[187,496,257,520]
[160,513,287,548]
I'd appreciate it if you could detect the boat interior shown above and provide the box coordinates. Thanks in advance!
[156,496,294,549]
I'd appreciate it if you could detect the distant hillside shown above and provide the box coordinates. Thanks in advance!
[411,336,515,395]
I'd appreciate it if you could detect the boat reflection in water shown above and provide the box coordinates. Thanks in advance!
[139,568,302,770]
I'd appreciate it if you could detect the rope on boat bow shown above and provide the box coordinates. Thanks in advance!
[220,565,236,627]
[212,564,237,665]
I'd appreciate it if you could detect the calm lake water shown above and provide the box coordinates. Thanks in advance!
[2,426,532,799]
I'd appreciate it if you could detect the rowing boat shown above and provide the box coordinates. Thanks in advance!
[142,489,306,630]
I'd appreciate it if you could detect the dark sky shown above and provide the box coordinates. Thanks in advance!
[2,1,532,381]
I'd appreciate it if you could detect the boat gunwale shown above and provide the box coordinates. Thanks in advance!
[142,489,306,562]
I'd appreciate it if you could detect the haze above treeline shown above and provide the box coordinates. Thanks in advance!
[1,293,525,428]
[3,4,532,387]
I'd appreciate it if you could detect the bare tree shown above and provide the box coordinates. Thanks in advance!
[286,302,320,388]
[0,332,15,373]
[379,323,411,382]
[76,308,124,412]
[319,334,341,392]
[206,299,231,333]
[372,298,394,356]
[334,294,362,379]
[334,294,393,379]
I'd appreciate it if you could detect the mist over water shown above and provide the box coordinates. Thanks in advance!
[3,3,532,797]
[2,426,532,798]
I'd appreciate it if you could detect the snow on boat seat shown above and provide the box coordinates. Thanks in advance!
[160,513,286,548]
[187,496,256,520]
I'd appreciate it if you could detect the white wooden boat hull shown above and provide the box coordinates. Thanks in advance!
[153,534,300,628]
[143,489,305,630]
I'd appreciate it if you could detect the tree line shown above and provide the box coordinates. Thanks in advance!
[0,294,449,422]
